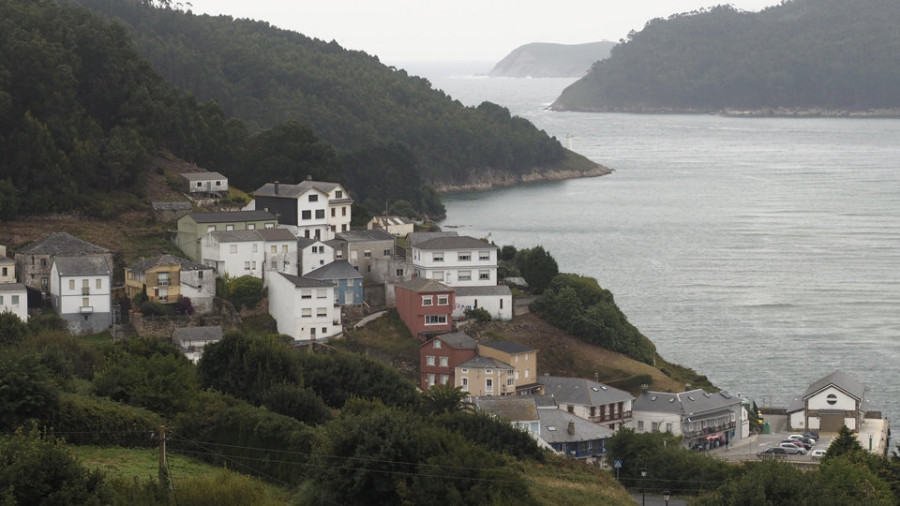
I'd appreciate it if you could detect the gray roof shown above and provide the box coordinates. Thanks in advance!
[370,215,413,227]
[633,389,740,416]
[474,397,539,422]
[415,235,496,251]
[324,239,345,249]
[186,210,275,224]
[457,355,513,370]
[407,231,458,248]
[257,228,297,242]
[397,277,453,293]
[539,376,633,406]
[480,340,536,355]
[803,370,866,401]
[432,332,477,350]
[0,283,26,293]
[0,256,13,265]
[539,409,614,444]
[181,171,226,181]
[454,285,511,297]
[306,260,363,281]
[277,272,335,289]
[173,326,223,345]
[127,254,209,274]
[336,229,395,243]
[254,181,351,202]
[18,232,111,255]
[209,230,263,243]
[53,256,110,276]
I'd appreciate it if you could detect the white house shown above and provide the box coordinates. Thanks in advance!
[298,238,336,275]
[267,272,341,343]
[0,254,15,283]
[202,229,297,281]
[453,285,513,321]
[49,256,111,335]
[410,234,499,288]
[181,171,228,194]
[538,376,634,430]
[788,371,870,432]
[0,283,28,323]
[630,387,746,449]
[251,180,353,240]
[367,215,414,237]
[172,326,223,363]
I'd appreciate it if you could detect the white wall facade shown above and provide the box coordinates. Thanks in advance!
[300,242,335,275]
[295,189,332,240]
[180,268,216,314]
[202,236,265,279]
[453,293,513,321]
[412,247,497,287]
[0,285,28,323]
[263,240,298,279]
[629,410,683,436]
[326,185,352,234]
[808,387,857,411]
[268,273,341,342]
[50,262,111,334]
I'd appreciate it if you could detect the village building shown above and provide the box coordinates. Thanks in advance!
[200,228,297,282]
[14,232,114,296]
[304,261,364,306]
[409,234,498,288]
[297,238,335,275]
[0,252,15,284]
[787,370,871,432]
[453,285,513,321]
[538,375,634,430]
[49,256,112,335]
[267,272,341,343]
[172,326,223,363]
[180,171,228,195]
[124,254,216,314]
[455,355,515,397]
[419,332,478,390]
[176,211,277,262]
[367,215,414,237]
[395,277,455,339]
[630,386,747,449]
[250,180,352,239]
[334,229,395,279]
[478,341,541,394]
[0,283,28,323]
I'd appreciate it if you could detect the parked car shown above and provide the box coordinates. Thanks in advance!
[790,434,816,446]
[810,449,827,458]
[783,438,811,450]
[777,442,807,455]
[802,430,820,441]
[758,447,788,458]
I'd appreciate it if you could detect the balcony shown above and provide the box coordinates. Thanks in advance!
[588,410,633,423]
[683,421,736,439]
[158,280,170,286]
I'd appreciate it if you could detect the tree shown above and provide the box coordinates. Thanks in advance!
[826,425,865,459]
[0,353,59,431]
[516,245,558,294]
[0,311,28,346]
[226,276,264,311]
[420,384,472,416]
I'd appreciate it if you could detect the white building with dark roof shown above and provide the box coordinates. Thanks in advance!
[181,171,228,195]
[787,371,871,432]
[410,234,498,288]
[538,376,634,430]
[173,326,223,363]
[0,283,28,323]
[251,181,353,239]
[0,254,15,284]
[267,272,341,343]
[453,285,513,321]
[176,211,277,262]
[305,260,364,305]
[297,238,335,275]
[15,232,114,294]
[201,228,297,281]
[49,255,112,335]
[630,387,747,449]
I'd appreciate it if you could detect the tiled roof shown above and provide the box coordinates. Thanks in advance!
[186,211,275,223]
[803,370,866,401]
[455,285,510,297]
[336,229,395,242]
[17,232,111,255]
[181,172,226,181]
[432,332,477,350]
[457,355,513,370]
[254,180,349,200]
[633,389,740,415]
[539,409,614,444]
[257,228,297,242]
[480,340,536,354]
[127,254,208,274]
[209,230,263,243]
[53,256,110,276]
[0,283,26,293]
[407,231,458,248]
[277,272,336,289]
[397,277,453,293]
[415,235,496,250]
[539,376,633,406]
[306,260,363,281]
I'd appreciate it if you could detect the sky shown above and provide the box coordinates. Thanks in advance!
[184,0,780,64]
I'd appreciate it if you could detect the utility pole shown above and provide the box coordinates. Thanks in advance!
[158,425,170,489]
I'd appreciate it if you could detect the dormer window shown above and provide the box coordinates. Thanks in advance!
[309,194,318,202]
[336,190,343,198]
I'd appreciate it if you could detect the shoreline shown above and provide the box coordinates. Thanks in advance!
[434,164,613,194]
[551,105,900,118]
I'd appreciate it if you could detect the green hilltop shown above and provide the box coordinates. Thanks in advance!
[553,0,900,114]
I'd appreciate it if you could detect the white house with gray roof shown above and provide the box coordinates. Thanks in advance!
[409,234,498,288]
[201,228,297,282]
[297,238,335,275]
[305,260,364,305]
[49,256,112,335]
[180,171,228,195]
[250,180,352,239]
[267,272,341,343]
[453,285,513,321]
[787,370,870,432]
[630,387,747,449]
[172,326,223,363]
[176,211,277,262]
[539,376,634,430]
[15,232,114,295]
[539,405,615,459]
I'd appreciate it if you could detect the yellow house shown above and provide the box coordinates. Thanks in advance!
[478,341,541,394]
[125,254,216,313]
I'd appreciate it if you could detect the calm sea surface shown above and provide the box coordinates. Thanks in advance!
[405,62,900,421]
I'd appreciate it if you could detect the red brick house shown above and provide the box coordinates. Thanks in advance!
[395,277,455,339]
[419,332,477,390]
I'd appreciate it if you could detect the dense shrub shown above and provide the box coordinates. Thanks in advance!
[47,393,161,447]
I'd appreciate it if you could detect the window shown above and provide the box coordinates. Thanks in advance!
[226,224,234,231]
[301,308,311,318]
[309,194,318,202]
[485,369,493,374]
[479,270,490,280]
[425,315,447,325]
[396,268,404,276]
[252,244,258,253]
[479,251,490,261]
[486,378,493,393]
[271,260,277,269]
[244,262,251,270]
[198,271,204,279]
[427,374,435,386]
[265,223,274,229]
[316,289,327,298]
[336,250,344,259]
[440,375,450,385]
[439,357,448,367]
[637,421,644,431]
[426,356,435,366]
[421,296,433,306]
[11,295,19,305]
[216,181,221,186]
[96,279,102,289]
[433,340,441,349]
[665,423,673,433]
[651,422,659,432]
[525,368,530,378]
[336,190,343,198]
[301,290,312,299]
[458,252,471,261]
[271,245,277,254]
[331,208,335,217]
[458,271,471,281]
[82,297,89,307]
[40,258,47,267]
[1,267,6,276]
[68,280,75,290]
[315,209,325,219]
[437,295,449,306]
[342,207,347,216]
[302,210,311,220]
[507,377,514,386]
[317,307,327,317]
[230,245,238,254]
[567,405,574,413]
[248,224,255,230]
[251,261,257,269]
[207,225,216,233]
[432,271,444,281]
[282,245,288,253]
[827,393,838,405]
[432,252,444,262]
[364,250,371,258]
[383,248,392,256]
[157,273,169,286]
[196,182,202,187]
[461,377,468,391]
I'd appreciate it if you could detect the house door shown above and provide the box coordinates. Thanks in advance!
[345,290,354,304]
[310,327,316,341]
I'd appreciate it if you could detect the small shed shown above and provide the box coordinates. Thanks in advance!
[181,171,228,194]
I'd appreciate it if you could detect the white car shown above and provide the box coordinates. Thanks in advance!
[810,449,827,458]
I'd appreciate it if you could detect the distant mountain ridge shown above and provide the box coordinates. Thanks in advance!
[553,0,900,113]
[489,42,615,78]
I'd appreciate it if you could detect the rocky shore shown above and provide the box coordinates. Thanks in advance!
[434,164,612,193]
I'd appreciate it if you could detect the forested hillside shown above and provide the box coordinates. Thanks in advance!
[73,0,600,192]
[489,41,615,78]
[553,0,900,113]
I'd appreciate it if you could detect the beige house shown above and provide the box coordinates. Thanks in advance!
[455,356,515,397]
[367,215,414,237]
[478,341,541,394]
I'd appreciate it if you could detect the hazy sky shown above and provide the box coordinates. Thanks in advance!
[185,0,780,63]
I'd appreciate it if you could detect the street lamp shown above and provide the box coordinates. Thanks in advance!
[664,490,671,506]
[640,467,647,506]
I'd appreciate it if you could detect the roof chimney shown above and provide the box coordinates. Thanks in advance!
[567,420,575,435]
[685,383,692,392]
[274,181,280,195]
